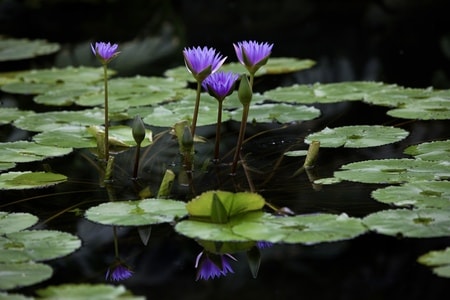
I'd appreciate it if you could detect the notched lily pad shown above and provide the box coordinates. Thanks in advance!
[334,159,450,184]
[230,103,320,123]
[0,107,35,125]
[85,198,187,226]
[0,171,68,190]
[0,141,73,163]
[0,261,53,290]
[387,98,450,120]
[0,212,38,235]
[362,208,450,238]
[418,247,450,278]
[305,125,409,148]
[371,181,450,209]
[0,230,81,262]
[404,139,450,161]
[0,38,60,62]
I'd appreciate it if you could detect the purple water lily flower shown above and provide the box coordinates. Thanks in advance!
[195,251,237,280]
[183,46,227,82]
[105,260,133,282]
[91,41,120,64]
[256,241,273,249]
[202,71,240,101]
[233,40,273,74]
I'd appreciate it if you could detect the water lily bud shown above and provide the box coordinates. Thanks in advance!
[132,115,146,145]
[238,74,253,106]
[181,125,194,153]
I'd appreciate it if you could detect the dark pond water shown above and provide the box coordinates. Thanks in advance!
[1,1,450,299]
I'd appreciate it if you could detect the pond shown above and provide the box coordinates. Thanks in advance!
[1,2,450,299]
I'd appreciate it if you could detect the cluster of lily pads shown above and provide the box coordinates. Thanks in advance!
[1,37,450,298]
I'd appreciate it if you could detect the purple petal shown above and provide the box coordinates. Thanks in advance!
[183,46,226,78]
[233,40,273,67]
[202,71,239,100]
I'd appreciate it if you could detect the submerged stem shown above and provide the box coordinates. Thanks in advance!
[132,143,141,179]
[191,81,202,138]
[214,100,223,161]
[113,226,119,258]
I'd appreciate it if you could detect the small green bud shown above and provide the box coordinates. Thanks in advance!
[132,115,146,146]
[238,74,253,106]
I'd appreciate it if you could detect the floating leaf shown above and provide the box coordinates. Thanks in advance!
[186,190,266,221]
[0,162,15,172]
[0,212,38,235]
[0,171,67,190]
[362,208,450,238]
[334,159,450,184]
[418,247,450,278]
[0,230,81,262]
[0,141,73,163]
[0,108,35,125]
[35,283,145,299]
[387,98,450,120]
[404,139,450,161]
[304,125,409,148]
[32,125,98,148]
[0,262,53,290]
[371,181,450,209]
[85,199,187,226]
[13,108,105,132]
[34,83,100,106]
[364,86,450,107]
[0,292,33,300]
[230,103,320,123]
[0,38,60,62]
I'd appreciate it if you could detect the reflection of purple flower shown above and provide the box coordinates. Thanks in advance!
[91,42,120,64]
[233,40,273,74]
[183,46,227,82]
[202,71,240,101]
[195,250,237,280]
[256,241,273,249]
[105,260,133,281]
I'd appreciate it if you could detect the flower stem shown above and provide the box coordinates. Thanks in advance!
[191,81,202,138]
[231,103,250,175]
[113,226,119,258]
[132,143,141,179]
[103,63,110,161]
[214,100,223,161]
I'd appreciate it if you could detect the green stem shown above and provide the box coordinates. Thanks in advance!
[132,143,141,179]
[103,63,110,161]
[231,103,250,174]
[113,226,119,258]
[214,100,223,161]
[191,81,202,138]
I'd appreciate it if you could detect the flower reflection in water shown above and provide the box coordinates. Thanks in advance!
[106,259,133,282]
[195,250,237,281]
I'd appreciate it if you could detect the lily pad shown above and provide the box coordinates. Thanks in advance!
[371,181,450,209]
[0,262,53,290]
[387,98,450,120]
[418,247,450,278]
[334,158,450,184]
[0,230,81,262]
[0,38,60,62]
[231,212,367,244]
[0,108,35,125]
[36,283,145,299]
[84,198,187,226]
[186,190,266,221]
[0,212,38,235]
[364,86,450,107]
[404,139,450,161]
[362,208,450,238]
[0,141,73,163]
[305,125,409,148]
[0,171,68,190]
[230,102,321,123]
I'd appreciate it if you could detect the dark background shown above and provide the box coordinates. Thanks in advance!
[1,0,449,87]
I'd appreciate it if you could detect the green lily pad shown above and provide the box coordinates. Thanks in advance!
[418,247,450,278]
[0,108,35,125]
[0,171,68,190]
[1,82,54,95]
[0,212,38,235]
[0,162,15,172]
[230,102,321,123]
[364,86,450,107]
[387,98,450,120]
[334,159,450,184]
[13,108,105,132]
[36,283,145,299]
[371,181,450,209]
[0,141,73,163]
[404,139,450,161]
[0,292,33,300]
[305,125,409,148]
[84,198,187,226]
[0,262,53,290]
[32,125,98,148]
[232,212,367,244]
[0,38,60,62]
[362,208,450,238]
[34,83,100,106]
[0,230,81,262]
[186,190,266,221]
